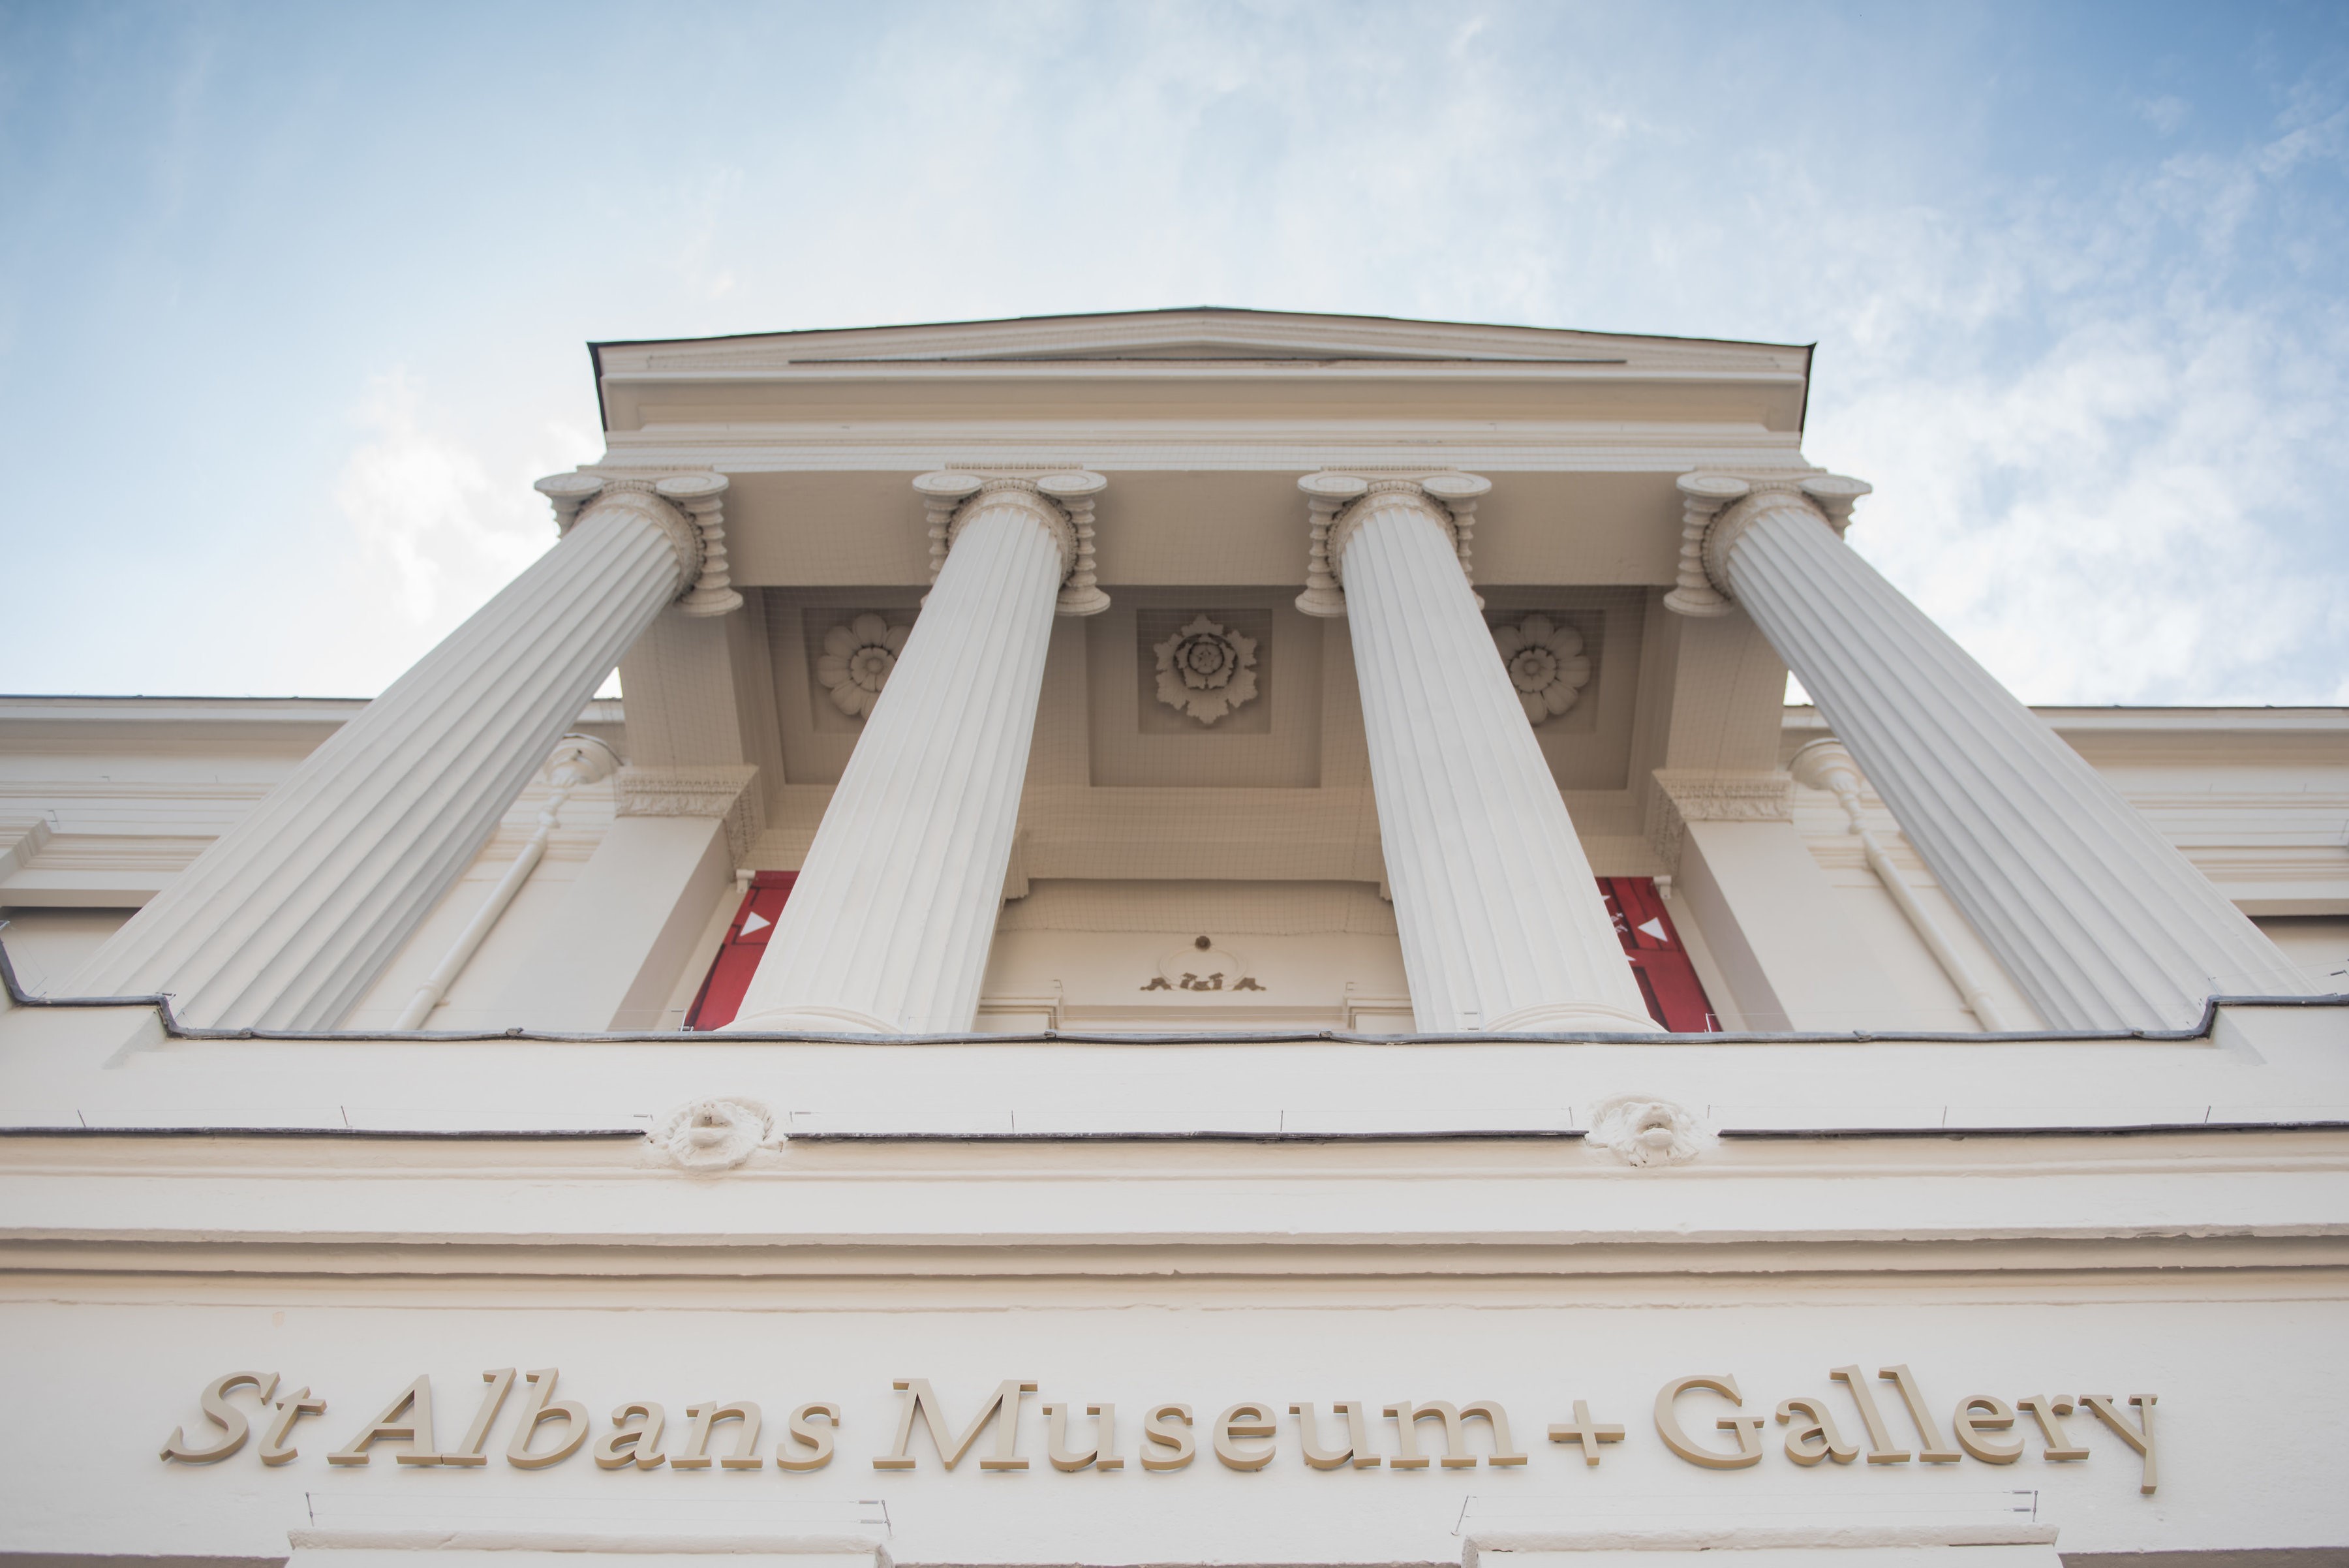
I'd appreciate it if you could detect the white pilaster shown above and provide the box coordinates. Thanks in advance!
[1328,477,1659,1034]
[1702,478,2311,1029]
[724,474,1101,1034]
[69,478,714,1030]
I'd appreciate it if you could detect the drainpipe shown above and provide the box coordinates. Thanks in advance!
[392,735,620,1030]
[1790,738,2014,1032]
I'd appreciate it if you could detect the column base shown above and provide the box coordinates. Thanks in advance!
[719,1002,898,1036]
[1487,1000,1665,1035]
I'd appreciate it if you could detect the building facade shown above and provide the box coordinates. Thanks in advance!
[2,310,2345,1567]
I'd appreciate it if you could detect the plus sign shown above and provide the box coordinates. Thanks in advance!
[1547,1400,1626,1466]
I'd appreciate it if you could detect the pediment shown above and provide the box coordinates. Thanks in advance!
[602,308,1807,378]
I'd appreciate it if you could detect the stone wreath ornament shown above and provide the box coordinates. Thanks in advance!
[645,1096,778,1173]
[1583,1094,1712,1167]
[1154,613,1260,726]
[817,613,912,718]
[1492,613,1591,726]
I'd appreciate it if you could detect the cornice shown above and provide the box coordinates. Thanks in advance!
[594,433,1815,476]
[606,359,1813,388]
[6,1237,2348,1289]
[593,309,1812,377]
[1781,705,2349,743]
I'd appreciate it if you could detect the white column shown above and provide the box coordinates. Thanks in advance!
[69,476,720,1030]
[724,474,1103,1034]
[1313,476,1659,1034]
[1704,477,2312,1029]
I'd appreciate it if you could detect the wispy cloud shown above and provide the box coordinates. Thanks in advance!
[334,371,544,623]
[1,1,2344,703]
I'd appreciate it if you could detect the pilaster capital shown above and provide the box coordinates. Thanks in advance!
[912,469,1110,617]
[532,470,744,618]
[1642,767,1794,874]
[613,763,765,866]
[1660,470,1871,615]
[1295,471,1490,617]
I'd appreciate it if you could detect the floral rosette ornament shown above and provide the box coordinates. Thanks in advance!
[1492,613,1591,725]
[1154,613,1259,726]
[817,613,912,718]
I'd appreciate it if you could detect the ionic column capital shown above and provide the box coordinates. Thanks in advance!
[1662,471,1873,617]
[532,471,744,618]
[912,470,1110,617]
[1295,471,1490,617]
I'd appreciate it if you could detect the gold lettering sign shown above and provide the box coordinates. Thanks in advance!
[155,1364,2162,1494]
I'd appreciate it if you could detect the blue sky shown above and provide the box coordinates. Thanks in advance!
[3,0,2345,704]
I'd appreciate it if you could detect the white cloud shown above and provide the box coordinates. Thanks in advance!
[292,371,600,692]
[8,3,2346,707]
[1805,109,2349,702]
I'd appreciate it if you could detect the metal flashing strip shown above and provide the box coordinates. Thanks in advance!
[6,936,2345,1049]
[1723,1120,2349,1141]
[10,1121,2349,1145]
[784,1128,1586,1145]
[0,1125,644,1141]
[772,354,1636,365]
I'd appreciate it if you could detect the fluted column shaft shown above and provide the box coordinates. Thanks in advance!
[70,486,702,1029]
[726,482,1071,1033]
[1717,489,2311,1028]
[1336,482,1659,1034]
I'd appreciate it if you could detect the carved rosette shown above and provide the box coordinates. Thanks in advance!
[1492,614,1591,725]
[1154,614,1259,726]
[818,613,912,718]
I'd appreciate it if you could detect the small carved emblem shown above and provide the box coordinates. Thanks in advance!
[1584,1094,1712,1167]
[817,613,912,718]
[1154,615,1259,726]
[647,1096,777,1173]
[1492,614,1591,726]
[1140,934,1267,992]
